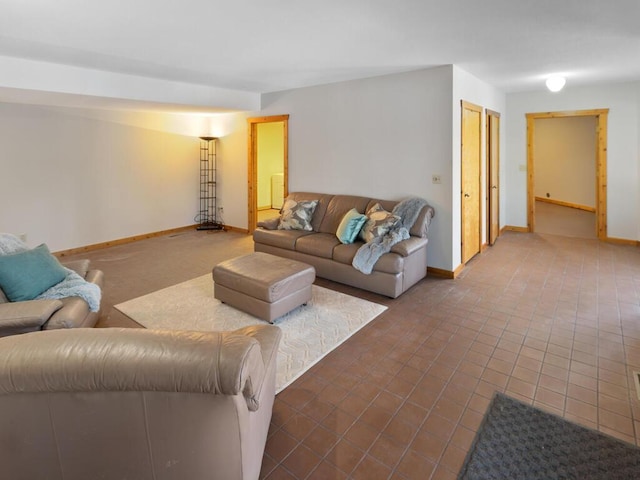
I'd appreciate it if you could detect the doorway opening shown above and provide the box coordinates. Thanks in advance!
[526,109,608,240]
[247,115,289,232]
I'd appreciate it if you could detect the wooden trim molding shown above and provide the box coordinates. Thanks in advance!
[54,225,200,257]
[526,115,535,233]
[427,266,455,279]
[526,109,609,119]
[501,225,529,233]
[54,225,253,257]
[461,100,483,113]
[223,225,249,234]
[604,237,639,246]
[247,115,289,124]
[534,196,596,213]
[596,113,608,240]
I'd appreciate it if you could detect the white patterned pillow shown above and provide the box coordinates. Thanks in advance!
[277,199,318,231]
[359,203,400,243]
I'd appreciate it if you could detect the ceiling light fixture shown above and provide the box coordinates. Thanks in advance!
[545,76,566,92]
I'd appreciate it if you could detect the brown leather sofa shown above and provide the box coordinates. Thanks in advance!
[0,259,104,337]
[0,325,281,480]
[254,192,434,298]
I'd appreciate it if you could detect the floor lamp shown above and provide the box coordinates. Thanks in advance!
[196,136,224,230]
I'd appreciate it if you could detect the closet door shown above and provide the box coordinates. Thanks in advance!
[461,101,482,264]
[487,110,500,245]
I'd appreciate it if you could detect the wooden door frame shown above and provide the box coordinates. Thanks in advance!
[486,109,500,246]
[526,109,608,239]
[461,100,483,263]
[247,115,289,232]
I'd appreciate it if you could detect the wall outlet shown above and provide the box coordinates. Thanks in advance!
[218,206,224,213]
[432,174,442,184]
[19,233,27,243]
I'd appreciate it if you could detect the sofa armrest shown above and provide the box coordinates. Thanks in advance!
[0,326,280,411]
[61,259,90,277]
[43,297,90,330]
[409,204,435,238]
[257,217,280,230]
[390,236,429,257]
[232,325,282,409]
[85,269,104,289]
[0,299,64,334]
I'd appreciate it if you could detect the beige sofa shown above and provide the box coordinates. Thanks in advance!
[0,325,281,480]
[0,258,104,337]
[254,192,434,298]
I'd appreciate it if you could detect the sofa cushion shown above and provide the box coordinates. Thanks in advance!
[0,244,68,302]
[257,217,280,230]
[332,243,361,265]
[295,233,341,259]
[318,195,371,234]
[0,299,64,331]
[336,208,367,244]
[278,199,318,231]
[359,204,401,243]
[333,244,404,274]
[253,228,313,250]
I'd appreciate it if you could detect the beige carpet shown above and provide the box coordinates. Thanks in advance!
[114,275,387,393]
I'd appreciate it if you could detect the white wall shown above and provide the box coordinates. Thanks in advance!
[213,113,250,230]
[452,66,507,268]
[506,81,640,240]
[0,102,200,252]
[260,66,454,269]
[534,117,597,207]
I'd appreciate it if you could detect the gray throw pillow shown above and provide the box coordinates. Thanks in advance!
[277,199,318,231]
[359,203,401,243]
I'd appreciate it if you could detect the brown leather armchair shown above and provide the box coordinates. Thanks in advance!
[0,258,103,337]
[0,324,281,480]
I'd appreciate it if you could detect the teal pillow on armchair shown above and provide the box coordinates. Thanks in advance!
[0,244,68,302]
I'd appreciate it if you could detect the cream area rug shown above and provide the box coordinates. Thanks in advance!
[114,275,387,393]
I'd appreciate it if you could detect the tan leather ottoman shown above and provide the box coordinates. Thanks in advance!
[212,252,316,323]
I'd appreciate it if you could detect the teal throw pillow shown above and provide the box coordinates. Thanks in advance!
[336,208,367,244]
[0,244,68,302]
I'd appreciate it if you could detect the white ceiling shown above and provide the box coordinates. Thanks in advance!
[1,0,639,110]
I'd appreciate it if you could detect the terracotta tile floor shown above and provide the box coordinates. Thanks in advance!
[261,233,640,479]
[75,229,640,479]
